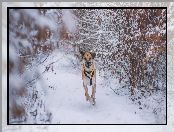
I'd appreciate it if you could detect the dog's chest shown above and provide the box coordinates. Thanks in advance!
[83,67,95,86]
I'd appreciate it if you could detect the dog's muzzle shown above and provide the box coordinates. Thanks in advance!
[85,61,92,68]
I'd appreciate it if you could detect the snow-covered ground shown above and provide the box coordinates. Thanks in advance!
[31,50,156,124]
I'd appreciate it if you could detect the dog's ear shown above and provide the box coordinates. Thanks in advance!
[91,52,96,59]
[80,51,85,58]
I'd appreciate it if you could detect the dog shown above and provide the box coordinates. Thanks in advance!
[80,51,96,105]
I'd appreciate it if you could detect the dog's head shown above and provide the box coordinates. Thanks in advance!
[80,51,96,68]
[80,51,96,61]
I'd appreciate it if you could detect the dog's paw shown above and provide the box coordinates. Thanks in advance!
[89,97,96,105]
[92,98,96,105]
[85,93,90,101]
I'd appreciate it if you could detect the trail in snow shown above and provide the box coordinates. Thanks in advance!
[36,50,155,124]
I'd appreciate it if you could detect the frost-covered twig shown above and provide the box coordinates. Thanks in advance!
[109,87,118,95]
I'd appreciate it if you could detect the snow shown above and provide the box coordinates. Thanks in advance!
[62,9,77,33]
[23,9,56,30]
[32,50,156,124]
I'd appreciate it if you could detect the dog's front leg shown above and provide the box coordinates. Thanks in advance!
[92,84,96,98]
[91,68,96,98]
[82,64,85,80]
[91,71,96,105]
[82,64,89,100]
[83,82,90,101]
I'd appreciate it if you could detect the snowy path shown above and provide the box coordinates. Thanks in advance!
[37,50,155,124]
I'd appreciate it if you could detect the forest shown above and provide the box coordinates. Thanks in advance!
[9,8,166,124]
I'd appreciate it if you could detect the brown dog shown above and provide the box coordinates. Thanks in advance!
[80,51,96,105]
